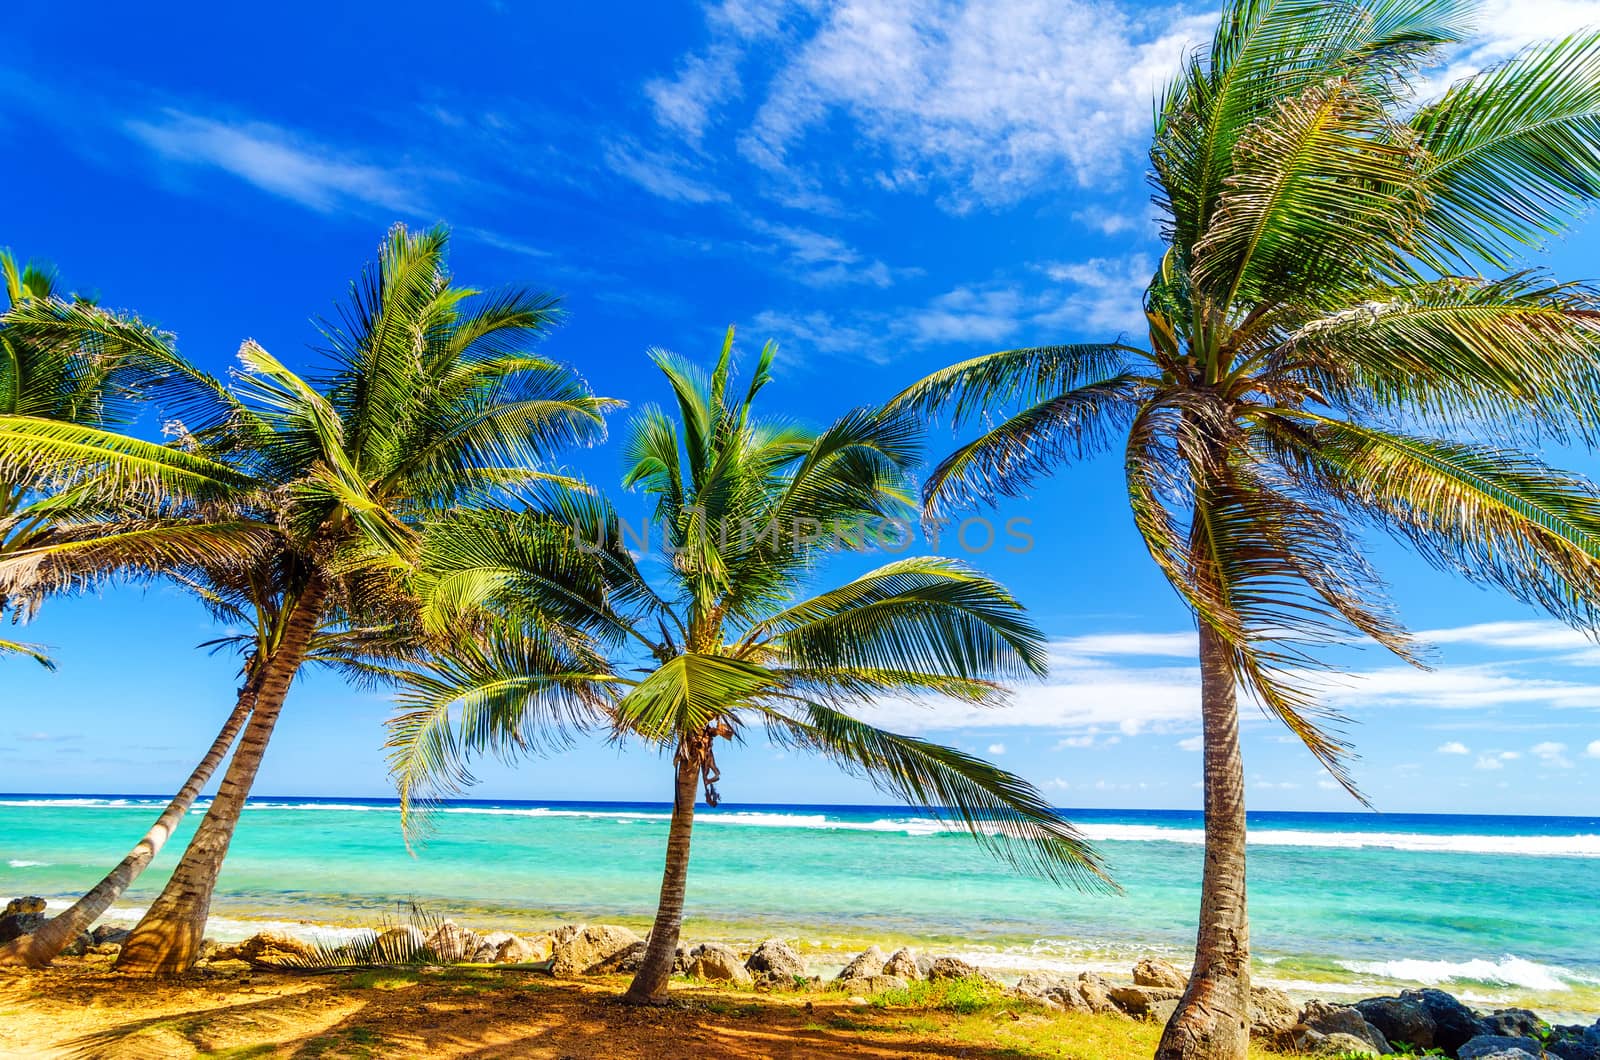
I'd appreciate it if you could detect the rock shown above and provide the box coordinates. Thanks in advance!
[424,920,482,962]
[1356,995,1438,1050]
[1133,956,1187,989]
[211,932,317,967]
[1300,1000,1390,1055]
[1013,973,1064,1002]
[87,942,121,957]
[198,939,220,962]
[1109,984,1185,1019]
[1308,1030,1387,1056]
[612,940,688,975]
[0,911,44,944]
[59,931,92,957]
[1249,986,1300,1044]
[372,926,425,961]
[1550,1035,1600,1060]
[1460,1035,1545,1060]
[1147,997,1181,1025]
[495,934,552,964]
[687,942,751,985]
[926,956,980,982]
[746,939,805,979]
[836,975,908,995]
[91,925,130,946]
[836,946,886,981]
[882,947,920,980]
[4,897,46,917]
[550,924,643,978]
[1073,973,1120,1015]
[915,954,934,978]
[1403,988,1482,1054]
[1481,1010,1546,1039]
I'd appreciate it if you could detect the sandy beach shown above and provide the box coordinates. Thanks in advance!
[0,958,1182,1060]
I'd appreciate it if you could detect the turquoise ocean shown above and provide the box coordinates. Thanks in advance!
[3,796,1597,1018]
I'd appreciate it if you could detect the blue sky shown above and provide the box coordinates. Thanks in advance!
[6,0,1600,814]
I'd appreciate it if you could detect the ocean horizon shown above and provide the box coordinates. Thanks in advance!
[5,794,1598,1019]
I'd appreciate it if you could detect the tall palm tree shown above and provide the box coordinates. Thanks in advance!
[888,4,1600,1056]
[385,328,1112,1005]
[0,224,615,975]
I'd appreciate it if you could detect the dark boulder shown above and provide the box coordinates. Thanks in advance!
[1300,1000,1391,1055]
[1480,1009,1545,1039]
[1356,995,1437,1050]
[1459,1034,1543,1060]
[0,911,44,944]
[1402,988,1482,1055]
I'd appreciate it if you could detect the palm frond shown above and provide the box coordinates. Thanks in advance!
[761,701,1113,890]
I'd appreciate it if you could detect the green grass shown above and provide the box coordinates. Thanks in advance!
[869,975,1017,1015]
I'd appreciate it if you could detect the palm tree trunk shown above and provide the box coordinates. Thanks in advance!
[115,582,325,977]
[623,744,700,1005]
[1156,620,1251,1060]
[0,676,258,967]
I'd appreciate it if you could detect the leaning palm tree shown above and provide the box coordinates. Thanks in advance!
[0,223,614,975]
[386,328,1111,1005]
[888,4,1600,1056]
[0,249,266,964]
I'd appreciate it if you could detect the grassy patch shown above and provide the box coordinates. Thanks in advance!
[869,975,1017,1015]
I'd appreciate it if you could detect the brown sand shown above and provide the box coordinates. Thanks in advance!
[0,960,1106,1059]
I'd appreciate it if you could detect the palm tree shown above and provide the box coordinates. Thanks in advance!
[0,248,174,665]
[887,4,1600,1056]
[385,327,1111,1005]
[0,224,615,975]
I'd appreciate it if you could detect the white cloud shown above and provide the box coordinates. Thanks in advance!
[1475,754,1505,771]
[747,218,903,287]
[1177,736,1203,752]
[1532,741,1574,768]
[752,250,1153,360]
[1436,741,1470,755]
[732,0,1214,206]
[987,742,1007,755]
[1417,0,1600,99]
[603,140,732,204]
[125,110,417,213]
[1588,740,1600,759]
[1033,254,1154,336]
[1056,632,1197,658]
[1416,620,1594,652]
[1071,205,1143,236]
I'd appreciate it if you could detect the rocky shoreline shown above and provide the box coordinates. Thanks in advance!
[6,896,1597,1059]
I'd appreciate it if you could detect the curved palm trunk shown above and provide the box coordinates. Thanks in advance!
[115,583,325,977]
[0,679,257,967]
[623,746,700,1004]
[1157,621,1251,1060]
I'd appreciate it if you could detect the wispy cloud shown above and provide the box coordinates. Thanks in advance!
[603,140,732,204]
[752,250,1151,361]
[747,217,905,287]
[719,0,1213,208]
[125,110,420,213]
[1416,620,1595,652]
[1532,740,1574,768]
[1436,740,1471,755]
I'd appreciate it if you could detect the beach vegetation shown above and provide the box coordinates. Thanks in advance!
[0,247,178,669]
[889,0,1600,1055]
[0,224,614,974]
[383,327,1112,1006]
